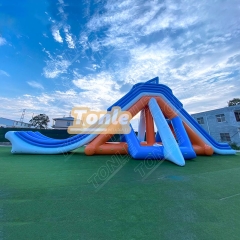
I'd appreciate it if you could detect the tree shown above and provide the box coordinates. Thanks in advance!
[29,114,50,129]
[228,98,240,106]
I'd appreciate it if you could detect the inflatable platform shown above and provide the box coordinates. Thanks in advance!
[5,77,236,166]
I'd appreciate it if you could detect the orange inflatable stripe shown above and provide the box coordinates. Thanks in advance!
[93,142,128,155]
[183,122,213,156]
[155,97,177,119]
[145,106,155,145]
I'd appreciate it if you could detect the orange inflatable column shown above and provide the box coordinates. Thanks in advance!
[144,106,155,145]
[183,122,213,156]
[95,142,128,155]
[85,133,114,155]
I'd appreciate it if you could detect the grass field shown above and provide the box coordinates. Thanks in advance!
[0,146,240,240]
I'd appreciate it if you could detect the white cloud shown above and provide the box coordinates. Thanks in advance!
[0,84,121,126]
[36,93,55,105]
[63,25,75,49]
[43,0,77,78]
[0,37,7,46]
[78,0,240,113]
[0,70,10,77]
[43,56,71,78]
[51,26,63,43]
[0,90,76,123]
[57,0,68,20]
[0,95,54,121]
[27,81,44,90]
[43,33,49,38]
[72,72,122,109]
[55,89,77,96]
[86,0,200,48]
[38,0,240,117]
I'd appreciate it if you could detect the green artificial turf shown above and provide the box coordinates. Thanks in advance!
[0,146,240,240]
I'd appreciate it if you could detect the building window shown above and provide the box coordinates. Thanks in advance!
[234,110,240,122]
[220,133,231,142]
[67,121,70,126]
[216,114,225,123]
[197,117,204,124]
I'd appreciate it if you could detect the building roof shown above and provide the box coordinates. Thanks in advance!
[0,117,15,121]
[0,117,30,125]
[53,117,74,121]
[191,105,240,115]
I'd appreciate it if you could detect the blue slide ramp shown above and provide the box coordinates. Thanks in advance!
[170,116,196,159]
[5,131,96,154]
[148,98,185,166]
[137,109,146,142]
[124,126,165,160]
[125,98,186,166]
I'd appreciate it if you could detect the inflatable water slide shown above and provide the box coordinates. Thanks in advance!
[5,77,236,166]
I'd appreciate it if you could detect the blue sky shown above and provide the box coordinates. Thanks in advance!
[0,0,240,125]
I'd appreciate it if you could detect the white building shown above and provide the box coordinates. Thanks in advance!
[52,117,74,129]
[191,105,240,146]
[0,117,32,128]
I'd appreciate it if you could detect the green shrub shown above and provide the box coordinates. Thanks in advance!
[230,142,240,150]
